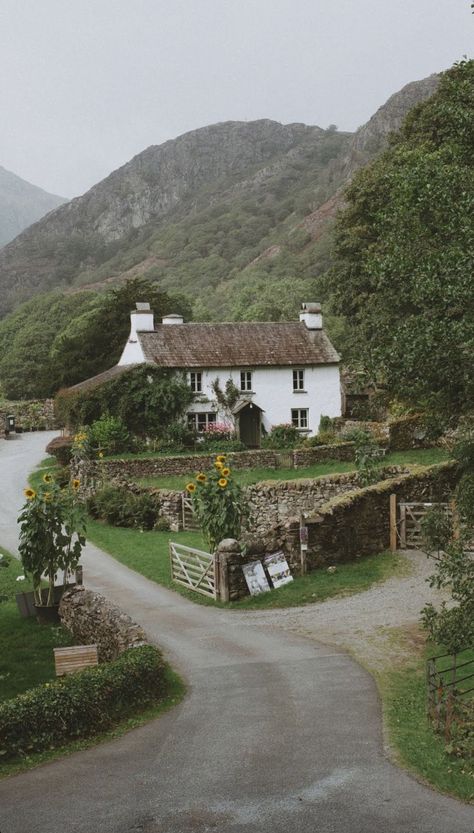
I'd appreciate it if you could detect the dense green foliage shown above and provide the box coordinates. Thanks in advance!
[89,485,159,530]
[0,279,192,398]
[86,414,131,455]
[325,60,474,418]
[55,364,193,435]
[0,645,165,759]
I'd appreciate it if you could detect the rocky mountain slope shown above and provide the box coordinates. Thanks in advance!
[0,74,439,319]
[0,166,66,248]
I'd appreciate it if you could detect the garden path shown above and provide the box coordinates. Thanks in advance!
[0,433,472,833]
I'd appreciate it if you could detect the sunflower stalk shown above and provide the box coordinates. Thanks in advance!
[185,456,248,552]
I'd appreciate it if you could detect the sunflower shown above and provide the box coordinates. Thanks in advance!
[216,455,226,463]
[221,467,230,477]
[23,488,36,500]
[196,473,206,483]
[98,451,104,459]
[214,461,223,470]
[218,478,228,488]
[72,479,80,490]
[186,482,196,493]
[42,473,53,484]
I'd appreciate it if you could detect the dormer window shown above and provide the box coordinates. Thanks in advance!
[240,371,253,392]
[190,371,202,393]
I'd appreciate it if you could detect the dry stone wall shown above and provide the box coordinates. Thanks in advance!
[305,462,458,569]
[77,442,355,482]
[59,586,148,661]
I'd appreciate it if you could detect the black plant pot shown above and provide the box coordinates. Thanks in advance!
[34,603,60,625]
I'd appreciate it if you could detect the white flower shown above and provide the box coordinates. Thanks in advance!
[16,575,26,581]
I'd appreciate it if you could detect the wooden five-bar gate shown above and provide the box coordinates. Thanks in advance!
[169,541,217,599]
[389,495,452,551]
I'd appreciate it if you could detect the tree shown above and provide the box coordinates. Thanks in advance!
[325,59,474,419]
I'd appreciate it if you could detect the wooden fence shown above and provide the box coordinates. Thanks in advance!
[427,650,474,739]
[181,494,200,531]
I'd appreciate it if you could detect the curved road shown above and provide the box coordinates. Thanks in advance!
[0,433,472,833]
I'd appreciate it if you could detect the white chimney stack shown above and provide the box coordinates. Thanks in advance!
[162,313,184,325]
[130,302,154,336]
[299,302,322,330]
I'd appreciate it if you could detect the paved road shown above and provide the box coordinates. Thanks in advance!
[0,433,472,833]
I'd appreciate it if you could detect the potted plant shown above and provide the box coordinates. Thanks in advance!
[18,474,86,624]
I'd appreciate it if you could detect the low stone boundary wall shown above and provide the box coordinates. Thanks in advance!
[59,586,148,661]
[305,462,458,569]
[76,442,355,482]
[0,399,57,432]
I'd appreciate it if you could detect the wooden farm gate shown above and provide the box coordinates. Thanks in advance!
[389,495,452,551]
[169,541,217,599]
[181,493,200,531]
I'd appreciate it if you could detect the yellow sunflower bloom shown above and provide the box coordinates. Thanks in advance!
[196,473,206,483]
[23,488,36,500]
[98,451,104,459]
[216,455,226,463]
[214,461,223,470]
[186,482,196,493]
[221,467,230,477]
[218,478,228,488]
[42,473,53,484]
[72,479,80,490]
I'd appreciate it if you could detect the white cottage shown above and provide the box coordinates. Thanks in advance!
[114,301,341,446]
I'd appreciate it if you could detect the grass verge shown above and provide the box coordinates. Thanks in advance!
[0,555,75,701]
[375,633,473,802]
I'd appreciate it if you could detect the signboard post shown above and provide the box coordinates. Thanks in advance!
[299,513,308,575]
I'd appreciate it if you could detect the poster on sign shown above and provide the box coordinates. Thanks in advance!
[263,551,293,589]
[242,561,271,596]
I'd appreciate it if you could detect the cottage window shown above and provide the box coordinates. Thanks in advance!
[240,371,253,392]
[292,369,305,391]
[189,372,202,393]
[187,412,216,433]
[291,408,309,430]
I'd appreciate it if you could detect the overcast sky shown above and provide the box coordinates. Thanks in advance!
[0,0,471,198]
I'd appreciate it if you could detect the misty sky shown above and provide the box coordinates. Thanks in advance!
[0,0,471,198]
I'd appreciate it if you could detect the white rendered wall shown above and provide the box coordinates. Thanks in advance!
[118,338,146,365]
[187,365,341,436]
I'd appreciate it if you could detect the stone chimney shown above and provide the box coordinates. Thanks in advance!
[130,302,154,335]
[162,313,184,325]
[299,302,322,330]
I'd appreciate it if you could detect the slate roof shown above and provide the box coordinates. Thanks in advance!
[66,363,139,393]
[138,322,339,368]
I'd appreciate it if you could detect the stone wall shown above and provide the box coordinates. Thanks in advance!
[305,462,458,569]
[0,399,57,432]
[387,414,437,450]
[59,586,148,661]
[77,442,356,482]
[246,466,407,535]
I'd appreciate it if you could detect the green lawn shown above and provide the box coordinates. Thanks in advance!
[0,555,75,701]
[132,448,450,491]
[87,519,411,610]
[381,644,474,801]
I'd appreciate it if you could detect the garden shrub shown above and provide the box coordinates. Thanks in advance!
[262,423,300,449]
[0,646,164,759]
[158,422,196,453]
[87,414,131,455]
[45,436,74,466]
[90,485,158,530]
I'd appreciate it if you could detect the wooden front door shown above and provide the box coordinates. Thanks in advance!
[239,404,261,448]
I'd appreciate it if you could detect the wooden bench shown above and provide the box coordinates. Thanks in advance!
[54,644,99,676]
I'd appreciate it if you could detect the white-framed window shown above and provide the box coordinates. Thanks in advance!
[291,408,309,430]
[187,412,216,433]
[292,369,305,391]
[189,371,202,393]
[240,370,253,392]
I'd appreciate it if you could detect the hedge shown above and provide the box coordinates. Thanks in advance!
[0,645,164,759]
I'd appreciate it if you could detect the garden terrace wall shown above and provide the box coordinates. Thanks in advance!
[59,586,148,661]
[75,442,355,482]
[305,462,458,569]
[387,414,437,450]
